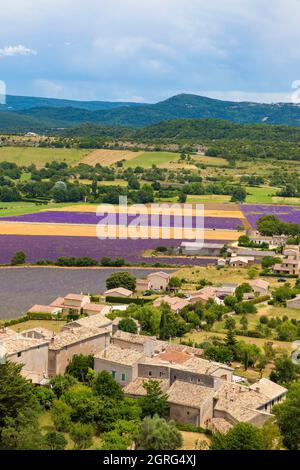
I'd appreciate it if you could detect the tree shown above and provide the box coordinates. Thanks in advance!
[248,267,258,280]
[65,354,94,383]
[93,370,124,401]
[45,431,67,450]
[51,400,72,432]
[137,415,183,450]
[140,380,169,418]
[273,382,300,450]
[269,355,297,384]
[11,251,26,266]
[210,422,264,450]
[0,361,39,429]
[240,315,248,331]
[69,422,95,450]
[49,374,79,398]
[119,317,138,334]
[257,215,282,236]
[106,272,136,291]
[260,418,283,450]
[225,328,237,352]
[225,318,236,331]
[262,256,282,269]
[230,186,247,203]
[235,283,252,302]
[159,304,179,340]
[33,386,56,409]
[169,277,182,290]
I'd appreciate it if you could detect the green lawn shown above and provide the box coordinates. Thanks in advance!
[0,201,74,217]
[124,151,180,168]
[245,186,279,204]
[0,147,87,167]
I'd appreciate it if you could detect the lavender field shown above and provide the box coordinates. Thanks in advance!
[0,267,176,319]
[241,204,300,228]
[0,211,244,230]
[0,235,219,266]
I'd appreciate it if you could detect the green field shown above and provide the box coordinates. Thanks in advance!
[0,201,74,217]
[0,147,87,167]
[124,151,180,168]
[245,186,279,204]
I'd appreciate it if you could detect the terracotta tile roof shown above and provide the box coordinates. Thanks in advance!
[82,303,110,313]
[249,378,287,400]
[50,297,65,307]
[104,287,133,297]
[153,295,189,312]
[157,350,191,365]
[65,293,89,301]
[95,345,144,366]
[27,304,60,314]
[249,279,269,290]
[64,313,112,330]
[2,336,49,355]
[113,330,155,345]
[124,377,169,396]
[167,381,215,409]
[147,271,170,280]
[213,382,272,422]
[49,326,109,351]
[211,418,233,434]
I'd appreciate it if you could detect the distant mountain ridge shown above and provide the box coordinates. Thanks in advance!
[2,93,300,131]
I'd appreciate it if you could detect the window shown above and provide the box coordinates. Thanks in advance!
[149,371,152,377]
[112,371,116,379]
[17,352,22,358]
[121,373,126,382]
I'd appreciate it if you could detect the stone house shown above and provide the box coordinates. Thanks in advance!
[147,272,170,291]
[136,279,150,293]
[94,345,144,386]
[153,295,190,313]
[0,328,49,384]
[249,279,270,296]
[48,326,110,376]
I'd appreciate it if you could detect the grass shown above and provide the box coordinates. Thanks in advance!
[245,186,279,204]
[0,147,87,167]
[9,320,66,333]
[178,330,293,354]
[186,195,231,204]
[181,431,211,450]
[0,201,74,217]
[124,151,180,169]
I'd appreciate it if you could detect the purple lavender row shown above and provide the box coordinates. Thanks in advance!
[0,211,243,230]
[240,204,300,228]
[0,235,223,266]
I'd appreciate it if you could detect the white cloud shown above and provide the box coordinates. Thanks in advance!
[0,44,37,58]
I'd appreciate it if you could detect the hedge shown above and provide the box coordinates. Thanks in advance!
[2,315,29,327]
[175,422,212,435]
[105,296,153,305]
[27,312,63,320]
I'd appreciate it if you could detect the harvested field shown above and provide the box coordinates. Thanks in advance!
[0,222,242,240]
[81,149,144,166]
[0,147,86,168]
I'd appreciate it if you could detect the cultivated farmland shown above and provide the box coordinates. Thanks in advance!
[81,149,144,166]
[0,147,87,167]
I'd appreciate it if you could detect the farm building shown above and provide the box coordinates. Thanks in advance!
[180,242,225,256]
[147,271,170,291]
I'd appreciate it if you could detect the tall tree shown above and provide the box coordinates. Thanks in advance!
[140,380,169,418]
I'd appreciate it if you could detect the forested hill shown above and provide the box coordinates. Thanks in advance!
[2,93,300,131]
[60,119,300,143]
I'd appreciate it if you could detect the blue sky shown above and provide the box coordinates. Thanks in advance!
[0,0,300,103]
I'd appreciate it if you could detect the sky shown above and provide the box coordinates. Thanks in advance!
[1,0,300,103]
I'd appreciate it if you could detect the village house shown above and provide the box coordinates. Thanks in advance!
[0,327,49,384]
[111,330,159,355]
[62,313,113,332]
[147,271,170,291]
[249,279,270,296]
[229,247,276,260]
[248,232,288,248]
[180,242,225,257]
[94,345,144,386]
[135,279,150,293]
[104,287,134,298]
[153,295,190,313]
[229,256,255,268]
[189,286,217,305]
[47,326,111,376]
[216,283,239,300]
[27,304,62,315]
[273,248,300,276]
[167,380,215,428]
